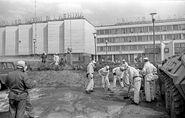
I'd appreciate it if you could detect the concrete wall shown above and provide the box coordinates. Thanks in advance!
[84,20,95,54]
[0,18,95,57]
[48,21,64,54]
[18,25,33,55]
[5,26,18,55]
[64,19,85,53]
[0,28,5,56]
[33,23,48,54]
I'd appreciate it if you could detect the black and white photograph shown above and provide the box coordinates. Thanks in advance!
[0,0,185,118]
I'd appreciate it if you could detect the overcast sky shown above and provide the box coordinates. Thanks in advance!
[0,0,185,26]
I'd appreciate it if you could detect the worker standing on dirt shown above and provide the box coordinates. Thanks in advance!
[142,57,157,103]
[85,60,96,94]
[112,66,125,88]
[4,61,36,118]
[41,52,47,63]
[98,65,111,91]
[53,53,60,65]
[122,64,142,105]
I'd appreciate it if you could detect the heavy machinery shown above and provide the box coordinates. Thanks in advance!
[158,54,185,118]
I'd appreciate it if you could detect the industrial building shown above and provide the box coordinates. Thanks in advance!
[0,18,95,63]
[95,18,185,64]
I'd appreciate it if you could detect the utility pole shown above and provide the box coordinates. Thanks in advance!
[93,32,97,61]
[33,0,37,55]
[105,39,108,62]
[150,13,157,64]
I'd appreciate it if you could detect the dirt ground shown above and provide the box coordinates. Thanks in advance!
[0,70,169,118]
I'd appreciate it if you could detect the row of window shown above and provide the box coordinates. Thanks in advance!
[97,24,185,35]
[98,53,161,63]
[97,34,183,44]
[97,43,185,52]
[97,44,160,52]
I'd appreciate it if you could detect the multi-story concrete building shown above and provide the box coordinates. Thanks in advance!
[96,18,185,64]
[0,18,95,63]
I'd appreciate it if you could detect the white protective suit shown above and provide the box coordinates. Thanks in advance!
[53,55,60,65]
[142,61,157,102]
[86,62,95,91]
[98,67,110,89]
[125,66,141,104]
[112,67,124,88]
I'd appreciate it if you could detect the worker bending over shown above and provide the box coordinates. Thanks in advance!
[98,65,111,91]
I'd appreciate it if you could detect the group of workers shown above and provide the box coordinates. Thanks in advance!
[41,52,60,66]
[85,57,158,105]
[0,56,158,118]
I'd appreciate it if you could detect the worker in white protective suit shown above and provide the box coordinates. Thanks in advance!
[98,65,111,91]
[120,59,128,67]
[142,57,157,102]
[122,64,142,105]
[53,53,60,65]
[85,60,96,94]
[112,66,125,88]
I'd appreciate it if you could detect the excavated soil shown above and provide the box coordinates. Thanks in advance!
[0,70,169,118]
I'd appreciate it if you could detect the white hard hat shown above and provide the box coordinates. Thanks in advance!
[122,59,126,62]
[92,60,96,64]
[106,65,110,69]
[120,66,125,71]
[17,60,26,69]
[143,57,149,61]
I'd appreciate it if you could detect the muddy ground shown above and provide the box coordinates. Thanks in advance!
[0,70,169,118]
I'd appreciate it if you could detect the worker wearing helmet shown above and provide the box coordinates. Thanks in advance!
[53,53,60,65]
[122,64,142,105]
[142,57,157,102]
[120,59,128,67]
[4,61,36,118]
[112,66,126,88]
[85,60,96,94]
[98,65,111,91]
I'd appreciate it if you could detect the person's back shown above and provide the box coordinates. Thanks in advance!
[113,67,123,77]
[6,70,35,93]
[5,61,36,118]
[143,61,156,75]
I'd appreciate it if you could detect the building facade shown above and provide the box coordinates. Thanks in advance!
[96,18,185,64]
[0,18,95,62]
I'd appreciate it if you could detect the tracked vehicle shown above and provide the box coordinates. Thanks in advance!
[159,54,185,118]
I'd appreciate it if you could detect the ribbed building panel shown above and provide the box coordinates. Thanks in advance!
[64,19,84,53]
[33,23,48,54]
[84,20,96,54]
[5,26,18,55]
[48,21,64,54]
[18,25,33,55]
[0,28,5,56]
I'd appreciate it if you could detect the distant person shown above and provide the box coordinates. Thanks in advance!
[4,61,36,118]
[142,57,157,103]
[98,65,111,91]
[85,60,96,94]
[53,53,60,65]
[41,52,47,63]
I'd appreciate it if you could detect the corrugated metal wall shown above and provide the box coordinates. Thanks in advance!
[33,23,48,54]
[19,25,33,55]
[5,26,18,55]
[64,19,84,53]
[0,28,5,56]
[0,19,95,56]
[48,21,64,54]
